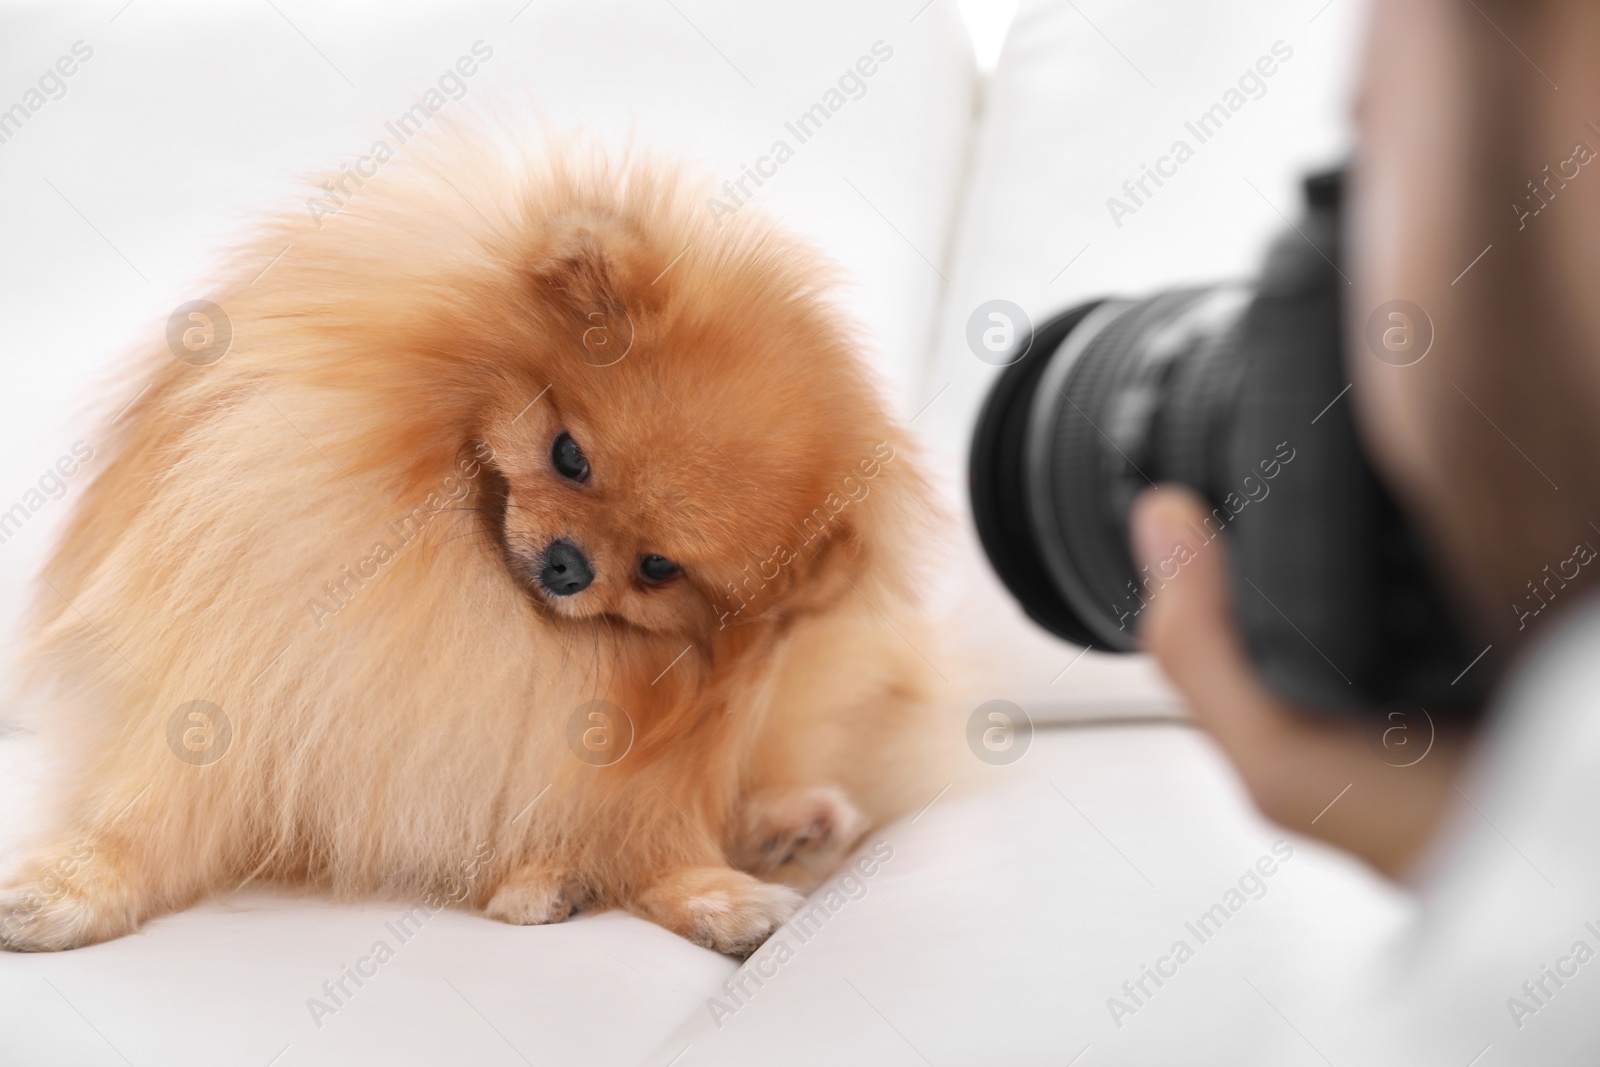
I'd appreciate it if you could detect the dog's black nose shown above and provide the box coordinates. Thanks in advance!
[538,539,594,596]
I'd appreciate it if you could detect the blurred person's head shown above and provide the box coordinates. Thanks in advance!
[1351,0,1600,654]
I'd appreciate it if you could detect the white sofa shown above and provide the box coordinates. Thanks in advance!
[0,2,1410,1064]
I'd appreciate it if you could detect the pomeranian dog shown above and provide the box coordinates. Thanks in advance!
[0,137,941,956]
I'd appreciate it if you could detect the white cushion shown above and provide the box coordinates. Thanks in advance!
[645,724,1410,1065]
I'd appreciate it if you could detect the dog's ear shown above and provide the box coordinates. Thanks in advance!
[529,226,623,317]
[798,434,932,611]
[525,220,662,364]
[716,434,932,634]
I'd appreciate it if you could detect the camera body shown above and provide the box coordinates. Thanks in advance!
[970,172,1485,718]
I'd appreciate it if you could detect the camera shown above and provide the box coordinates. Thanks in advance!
[969,170,1485,718]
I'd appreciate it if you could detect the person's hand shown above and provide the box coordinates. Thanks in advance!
[1131,486,1468,877]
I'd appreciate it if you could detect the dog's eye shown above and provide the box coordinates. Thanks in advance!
[638,555,681,583]
[551,431,590,482]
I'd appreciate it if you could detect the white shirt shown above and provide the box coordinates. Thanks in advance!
[1345,595,1600,1063]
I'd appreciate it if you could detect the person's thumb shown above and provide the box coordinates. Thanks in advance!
[1130,486,1278,749]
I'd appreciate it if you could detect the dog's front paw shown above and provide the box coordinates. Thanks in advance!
[483,866,587,926]
[730,785,869,878]
[633,867,803,957]
[0,876,137,952]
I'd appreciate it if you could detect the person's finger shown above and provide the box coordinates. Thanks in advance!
[1129,487,1464,874]
[1129,486,1286,758]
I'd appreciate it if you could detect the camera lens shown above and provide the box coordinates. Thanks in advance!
[1022,286,1251,651]
[970,171,1487,717]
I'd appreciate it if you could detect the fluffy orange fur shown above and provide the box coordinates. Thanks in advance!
[0,138,942,955]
